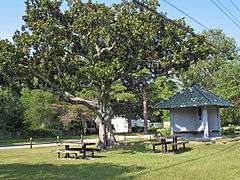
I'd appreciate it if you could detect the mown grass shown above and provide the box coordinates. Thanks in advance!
[0,141,240,179]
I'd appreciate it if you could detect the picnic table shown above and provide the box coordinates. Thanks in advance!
[152,136,188,154]
[56,141,100,159]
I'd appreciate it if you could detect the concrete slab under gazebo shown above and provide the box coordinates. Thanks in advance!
[156,85,233,139]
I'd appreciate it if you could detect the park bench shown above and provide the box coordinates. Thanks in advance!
[56,146,101,159]
[171,141,189,153]
[56,150,80,159]
[68,147,101,157]
[152,136,189,154]
[172,141,189,149]
[152,141,172,153]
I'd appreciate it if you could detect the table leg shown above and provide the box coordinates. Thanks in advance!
[65,145,70,158]
[162,144,166,154]
[162,139,167,154]
[82,145,86,159]
[172,144,176,154]
[172,136,178,153]
[164,143,167,154]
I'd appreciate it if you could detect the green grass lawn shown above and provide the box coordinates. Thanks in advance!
[0,141,240,179]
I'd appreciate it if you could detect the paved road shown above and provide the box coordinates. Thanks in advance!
[0,135,154,150]
[0,139,98,150]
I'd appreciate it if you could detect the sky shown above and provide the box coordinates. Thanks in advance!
[0,0,239,47]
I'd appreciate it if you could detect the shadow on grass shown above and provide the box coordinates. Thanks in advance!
[152,147,192,154]
[174,147,192,154]
[115,142,147,154]
[115,142,192,155]
[0,163,145,179]
[139,142,240,175]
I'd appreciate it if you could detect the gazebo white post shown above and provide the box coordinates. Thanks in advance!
[170,110,173,135]
[202,106,209,138]
[217,108,221,135]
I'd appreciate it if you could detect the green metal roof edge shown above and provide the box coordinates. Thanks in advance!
[156,85,234,109]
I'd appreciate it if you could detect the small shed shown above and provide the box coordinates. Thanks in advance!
[156,85,233,139]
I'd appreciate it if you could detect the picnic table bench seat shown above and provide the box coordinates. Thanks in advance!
[152,136,189,154]
[171,141,189,152]
[69,147,101,157]
[56,147,101,159]
[56,150,80,159]
[172,141,189,148]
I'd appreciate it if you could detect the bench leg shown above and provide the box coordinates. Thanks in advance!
[65,153,70,158]
[153,145,156,153]
[164,144,167,154]
[82,151,86,159]
[183,144,186,148]
[92,150,94,157]
[75,153,78,159]
[58,152,60,159]
[172,145,176,154]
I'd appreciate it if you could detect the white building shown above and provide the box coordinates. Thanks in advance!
[112,118,161,133]
[111,117,129,133]
[156,85,233,139]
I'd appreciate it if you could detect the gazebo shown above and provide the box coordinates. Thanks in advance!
[156,85,233,139]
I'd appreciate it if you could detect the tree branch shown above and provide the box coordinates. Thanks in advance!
[93,42,116,58]
[20,61,102,118]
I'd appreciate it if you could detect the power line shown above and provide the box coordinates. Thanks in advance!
[129,0,223,53]
[162,0,210,30]
[230,0,240,16]
[122,0,232,57]
[123,0,194,34]
[210,0,240,30]
[216,0,240,26]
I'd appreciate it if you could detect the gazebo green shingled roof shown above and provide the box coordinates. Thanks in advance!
[156,85,233,109]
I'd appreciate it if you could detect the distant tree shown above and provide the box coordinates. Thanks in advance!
[20,89,59,130]
[0,89,24,137]
[110,83,140,133]
[148,76,177,123]
[180,29,240,125]
[211,60,240,125]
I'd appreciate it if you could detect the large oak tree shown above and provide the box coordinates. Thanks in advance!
[0,0,211,148]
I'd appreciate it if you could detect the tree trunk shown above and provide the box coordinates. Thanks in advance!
[95,111,117,149]
[95,117,105,147]
[128,118,132,133]
[142,86,148,135]
[106,117,117,146]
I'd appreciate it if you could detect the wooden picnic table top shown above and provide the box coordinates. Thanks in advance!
[159,136,178,139]
[63,141,96,146]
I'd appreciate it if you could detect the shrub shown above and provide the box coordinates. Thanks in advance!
[148,126,158,134]
[132,126,144,133]
[20,89,59,130]
[157,128,171,137]
[0,89,24,137]
[23,129,63,138]
[222,125,236,135]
